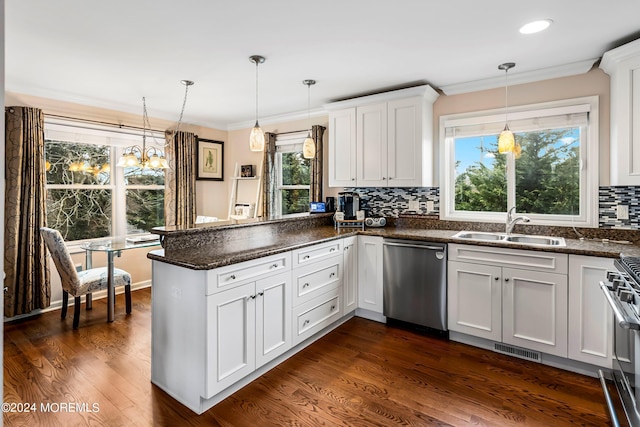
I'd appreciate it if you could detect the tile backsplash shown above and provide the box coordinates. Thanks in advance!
[345,186,640,230]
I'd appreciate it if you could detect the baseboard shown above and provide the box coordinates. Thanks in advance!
[3,280,152,323]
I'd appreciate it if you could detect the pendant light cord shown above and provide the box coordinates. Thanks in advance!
[255,60,259,125]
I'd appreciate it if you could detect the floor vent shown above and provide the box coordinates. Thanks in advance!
[493,343,541,363]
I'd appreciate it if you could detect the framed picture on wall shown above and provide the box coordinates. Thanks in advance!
[196,139,223,180]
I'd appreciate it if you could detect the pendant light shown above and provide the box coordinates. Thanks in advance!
[117,79,194,169]
[302,79,316,159]
[249,55,266,152]
[497,62,515,154]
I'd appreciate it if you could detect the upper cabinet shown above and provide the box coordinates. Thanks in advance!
[600,38,640,185]
[326,85,439,187]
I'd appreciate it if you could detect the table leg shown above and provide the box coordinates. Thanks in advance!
[107,251,114,322]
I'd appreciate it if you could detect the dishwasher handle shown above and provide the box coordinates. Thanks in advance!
[383,241,445,251]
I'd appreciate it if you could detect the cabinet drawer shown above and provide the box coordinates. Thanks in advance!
[293,256,342,307]
[207,252,291,295]
[448,243,568,274]
[292,288,342,346]
[292,240,342,267]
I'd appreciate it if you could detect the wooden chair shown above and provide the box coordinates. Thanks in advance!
[40,227,132,329]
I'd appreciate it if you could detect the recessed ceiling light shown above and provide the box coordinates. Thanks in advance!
[519,19,553,34]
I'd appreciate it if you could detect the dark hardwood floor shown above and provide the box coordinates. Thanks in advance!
[4,288,610,426]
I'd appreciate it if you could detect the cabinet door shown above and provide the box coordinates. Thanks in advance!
[387,97,426,187]
[328,108,357,187]
[343,236,358,314]
[502,268,568,357]
[568,255,614,368]
[357,236,384,314]
[356,103,388,187]
[448,260,502,341]
[206,282,255,398]
[256,271,292,369]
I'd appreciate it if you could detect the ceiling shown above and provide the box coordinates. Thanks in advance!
[6,1,640,130]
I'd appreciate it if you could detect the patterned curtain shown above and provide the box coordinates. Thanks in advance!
[310,125,326,203]
[4,107,51,317]
[164,130,197,228]
[261,132,277,218]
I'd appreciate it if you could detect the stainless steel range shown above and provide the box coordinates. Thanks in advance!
[600,254,640,427]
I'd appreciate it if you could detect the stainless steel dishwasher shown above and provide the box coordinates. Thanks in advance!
[383,239,447,332]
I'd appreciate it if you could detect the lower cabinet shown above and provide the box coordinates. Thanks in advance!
[357,235,384,314]
[343,236,358,314]
[568,255,614,368]
[206,270,291,398]
[448,244,569,357]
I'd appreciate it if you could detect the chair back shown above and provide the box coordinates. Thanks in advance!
[40,227,81,293]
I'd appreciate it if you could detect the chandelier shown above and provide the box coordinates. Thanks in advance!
[117,80,194,169]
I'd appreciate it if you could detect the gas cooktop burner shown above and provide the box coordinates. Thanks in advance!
[619,255,640,278]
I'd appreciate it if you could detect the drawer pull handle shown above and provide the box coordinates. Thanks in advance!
[258,291,264,297]
[303,255,310,260]
[303,283,309,288]
[229,274,236,280]
[271,263,279,269]
[330,305,336,311]
[303,320,310,326]
[330,248,336,252]
[330,272,336,278]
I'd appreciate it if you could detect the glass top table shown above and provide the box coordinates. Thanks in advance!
[82,236,160,322]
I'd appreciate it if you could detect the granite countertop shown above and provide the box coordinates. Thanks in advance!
[147,225,640,270]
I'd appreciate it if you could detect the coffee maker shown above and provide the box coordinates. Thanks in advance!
[338,192,360,220]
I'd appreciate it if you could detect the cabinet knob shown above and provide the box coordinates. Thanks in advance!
[229,274,236,280]
[303,283,309,288]
[330,272,336,278]
[330,305,336,311]
[270,263,279,269]
[504,277,510,282]
[330,248,336,252]
[382,177,386,180]
[258,291,264,297]
[351,178,355,181]
[494,277,499,281]
[303,319,310,326]
[303,255,310,260]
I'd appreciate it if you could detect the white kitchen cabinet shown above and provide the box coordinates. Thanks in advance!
[502,267,568,357]
[568,255,614,368]
[328,108,357,186]
[326,85,439,187]
[343,236,358,314]
[357,235,384,315]
[356,102,388,187]
[151,254,292,414]
[600,38,640,185]
[207,270,291,396]
[448,244,568,357]
[448,260,502,341]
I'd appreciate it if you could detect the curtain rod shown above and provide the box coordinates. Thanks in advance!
[44,113,166,134]
[272,129,308,136]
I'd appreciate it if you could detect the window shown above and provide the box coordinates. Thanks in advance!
[440,97,599,227]
[275,132,311,216]
[44,119,166,241]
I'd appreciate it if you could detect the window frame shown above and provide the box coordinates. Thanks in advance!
[274,131,311,218]
[44,118,166,243]
[439,96,599,227]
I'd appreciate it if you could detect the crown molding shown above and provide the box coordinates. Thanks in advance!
[440,59,598,95]
[226,107,327,131]
[600,38,640,73]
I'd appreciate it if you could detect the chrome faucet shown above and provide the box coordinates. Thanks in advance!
[506,206,530,234]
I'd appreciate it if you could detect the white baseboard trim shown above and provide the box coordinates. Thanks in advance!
[4,280,152,323]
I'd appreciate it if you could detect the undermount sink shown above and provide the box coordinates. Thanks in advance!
[452,230,566,247]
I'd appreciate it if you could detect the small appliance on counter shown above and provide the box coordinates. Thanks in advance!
[338,192,360,220]
[365,217,387,227]
[325,196,336,212]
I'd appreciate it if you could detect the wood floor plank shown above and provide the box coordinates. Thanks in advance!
[4,288,611,426]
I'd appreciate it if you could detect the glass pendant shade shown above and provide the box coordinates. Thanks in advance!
[498,125,515,154]
[249,121,265,152]
[303,132,315,159]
